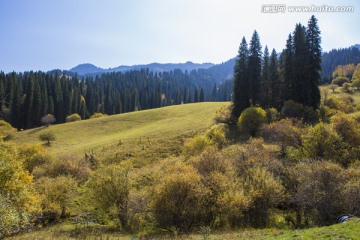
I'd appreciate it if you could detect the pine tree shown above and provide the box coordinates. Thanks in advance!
[231,37,249,120]
[292,24,307,104]
[63,78,72,117]
[72,87,79,114]
[269,48,281,109]
[261,46,270,107]
[11,82,23,130]
[306,15,321,109]
[211,84,217,101]
[48,96,54,115]
[194,88,199,103]
[41,80,48,116]
[183,87,188,104]
[199,88,205,102]
[248,30,262,105]
[32,80,41,126]
[24,74,34,128]
[54,73,64,123]
[284,34,294,101]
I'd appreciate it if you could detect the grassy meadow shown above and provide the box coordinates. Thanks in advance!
[13,102,228,164]
[10,219,360,240]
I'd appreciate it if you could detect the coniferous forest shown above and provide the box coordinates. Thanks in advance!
[232,15,321,119]
[0,67,232,130]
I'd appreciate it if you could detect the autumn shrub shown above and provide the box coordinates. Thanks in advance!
[90,112,108,119]
[213,105,232,124]
[0,120,16,140]
[222,138,286,227]
[189,147,228,176]
[300,122,345,162]
[65,113,81,122]
[330,113,360,165]
[231,138,282,177]
[35,176,78,219]
[332,76,350,86]
[188,148,251,228]
[331,113,360,146]
[86,164,131,229]
[352,78,360,90]
[342,82,352,93]
[302,106,319,124]
[341,165,360,215]
[289,161,347,226]
[243,167,285,227]
[33,154,91,182]
[265,108,280,123]
[319,105,337,123]
[128,188,156,235]
[238,107,267,137]
[205,124,228,149]
[261,118,303,157]
[349,111,360,123]
[324,94,356,113]
[183,135,210,157]
[152,163,208,232]
[215,176,251,228]
[281,100,304,119]
[18,144,53,173]
[0,142,41,236]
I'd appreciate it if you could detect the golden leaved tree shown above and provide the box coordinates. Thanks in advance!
[0,142,41,236]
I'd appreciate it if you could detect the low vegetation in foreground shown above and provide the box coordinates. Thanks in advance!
[9,219,360,240]
[1,85,360,239]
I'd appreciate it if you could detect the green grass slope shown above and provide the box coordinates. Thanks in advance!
[13,102,228,160]
[10,219,360,240]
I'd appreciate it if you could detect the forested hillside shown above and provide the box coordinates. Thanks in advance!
[0,68,232,130]
[321,46,360,82]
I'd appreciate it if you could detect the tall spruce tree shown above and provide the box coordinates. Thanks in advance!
[269,48,281,109]
[231,37,249,120]
[306,15,321,109]
[32,80,41,126]
[284,34,294,101]
[24,74,34,128]
[194,88,199,103]
[248,30,262,105]
[11,82,23,130]
[199,88,205,102]
[261,46,270,107]
[292,24,308,104]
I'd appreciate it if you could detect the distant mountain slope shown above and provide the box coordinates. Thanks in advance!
[69,63,104,75]
[68,43,359,83]
[69,61,215,76]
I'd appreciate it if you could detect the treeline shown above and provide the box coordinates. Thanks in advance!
[0,68,232,130]
[232,15,321,120]
[321,46,360,82]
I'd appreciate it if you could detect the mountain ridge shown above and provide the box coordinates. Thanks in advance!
[69,61,215,76]
[68,43,359,78]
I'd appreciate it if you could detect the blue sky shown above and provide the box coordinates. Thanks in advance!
[0,0,359,72]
